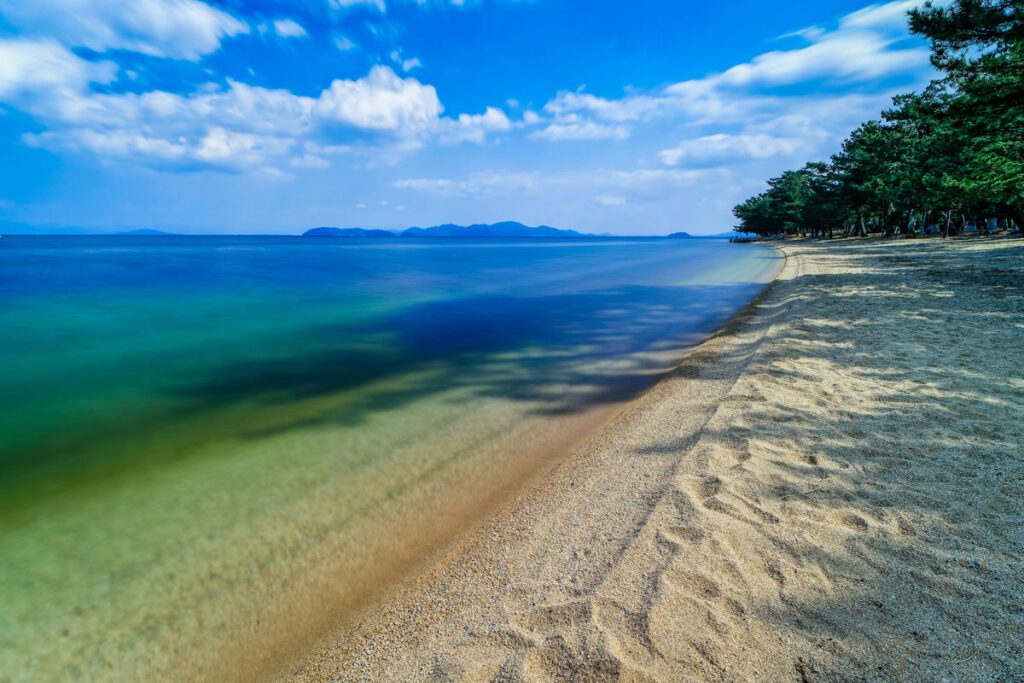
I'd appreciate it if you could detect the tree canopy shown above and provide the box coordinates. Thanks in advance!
[733,0,1024,238]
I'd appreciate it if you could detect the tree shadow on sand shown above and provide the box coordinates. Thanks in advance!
[619,240,1023,682]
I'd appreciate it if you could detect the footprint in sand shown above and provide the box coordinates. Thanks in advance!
[840,513,870,531]
[662,569,723,599]
[660,525,705,546]
[698,476,724,499]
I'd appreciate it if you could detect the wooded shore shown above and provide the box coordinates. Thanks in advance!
[733,1,1023,242]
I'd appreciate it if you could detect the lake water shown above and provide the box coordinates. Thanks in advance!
[0,235,780,681]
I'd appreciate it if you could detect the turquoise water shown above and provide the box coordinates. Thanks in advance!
[0,235,779,681]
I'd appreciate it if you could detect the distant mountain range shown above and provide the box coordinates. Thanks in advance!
[303,221,588,238]
[0,222,745,239]
[303,223,752,240]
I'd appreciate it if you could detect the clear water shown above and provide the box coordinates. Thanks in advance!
[0,235,779,681]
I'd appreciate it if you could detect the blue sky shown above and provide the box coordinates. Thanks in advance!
[0,0,938,235]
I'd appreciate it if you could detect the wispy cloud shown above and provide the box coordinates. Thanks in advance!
[658,133,809,165]
[592,194,627,207]
[0,38,117,98]
[395,167,725,198]
[272,19,308,39]
[535,0,932,144]
[0,0,248,60]
[331,0,386,12]
[334,34,359,51]
[530,118,630,142]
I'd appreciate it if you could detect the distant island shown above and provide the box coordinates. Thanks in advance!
[303,221,588,238]
[667,231,757,239]
[304,223,755,240]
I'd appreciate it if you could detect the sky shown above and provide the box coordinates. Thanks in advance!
[0,0,940,236]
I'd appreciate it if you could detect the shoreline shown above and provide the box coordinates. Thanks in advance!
[204,246,784,683]
[284,237,1023,682]
[221,245,786,683]
[280,246,790,681]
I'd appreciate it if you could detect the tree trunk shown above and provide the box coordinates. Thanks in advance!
[1012,209,1024,236]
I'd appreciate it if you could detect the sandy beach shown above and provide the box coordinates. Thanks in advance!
[285,237,1024,682]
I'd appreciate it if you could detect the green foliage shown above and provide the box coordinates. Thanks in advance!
[733,0,1024,237]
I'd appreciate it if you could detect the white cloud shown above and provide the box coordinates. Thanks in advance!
[700,1,930,89]
[2,56,509,173]
[0,0,935,201]
[395,167,724,198]
[313,66,441,132]
[195,127,288,166]
[388,49,423,73]
[290,152,330,169]
[331,0,386,11]
[0,39,116,98]
[840,0,928,31]
[395,170,538,196]
[334,35,358,51]
[530,117,629,141]
[659,133,808,165]
[780,26,828,42]
[544,90,663,123]
[609,168,726,189]
[273,18,308,39]
[715,33,926,87]
[0,0,248,60]
[593,194,626,207]
[535,0,933,143]
[26,123,296,172]
[329,0,517,10]
[27,129,188,164]
[440,106,512,143]
[256,166,295,181]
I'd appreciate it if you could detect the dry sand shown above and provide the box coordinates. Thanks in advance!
[284,237,1023,683]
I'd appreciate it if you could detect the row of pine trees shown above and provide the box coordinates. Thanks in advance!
[733,0,1023,239]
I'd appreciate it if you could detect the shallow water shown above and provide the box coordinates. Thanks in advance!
[0,235,779,681]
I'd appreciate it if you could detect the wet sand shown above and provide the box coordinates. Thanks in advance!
[285,237,1024,682]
